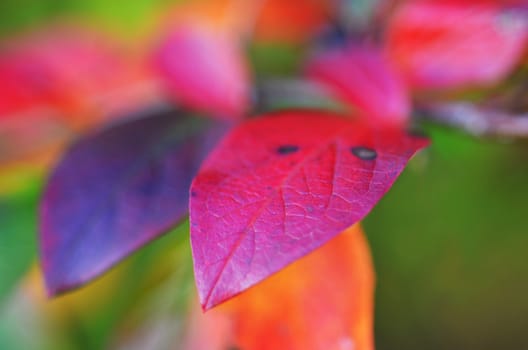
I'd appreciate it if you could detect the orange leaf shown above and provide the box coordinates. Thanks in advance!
[254,0,334,43]
[185,224,375,350]
[165,0,332,44]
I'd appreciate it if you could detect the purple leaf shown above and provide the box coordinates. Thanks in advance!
[40,106,231,296]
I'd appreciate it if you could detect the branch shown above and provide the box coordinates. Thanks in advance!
[256,79,528,139]
[416,102,528,138]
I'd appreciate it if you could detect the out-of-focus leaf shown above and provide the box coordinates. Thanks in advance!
[0,27,160,173]
[190,109,428,310]
[227,224,374,350]
[0,179,41,304]
[153,22,251,119]
[184,224,374,350]
[254,0,334,44]
[0,27,155,128]
[306,45,410,127]
[385,1,528,89]
[40,105,231,296]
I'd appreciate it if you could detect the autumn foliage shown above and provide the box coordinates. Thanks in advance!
[1,0,528,349]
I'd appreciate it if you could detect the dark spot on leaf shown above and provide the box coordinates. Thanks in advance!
[276,145,299,155]
[350,146,377,160]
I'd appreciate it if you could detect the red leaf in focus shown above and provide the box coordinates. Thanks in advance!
[153,22,251,119]
[185,224,374,350]
[385,1,528,89]
[306,45,410,127]
[190,110,428,310]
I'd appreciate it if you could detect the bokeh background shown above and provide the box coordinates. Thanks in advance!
[1,1,528,349]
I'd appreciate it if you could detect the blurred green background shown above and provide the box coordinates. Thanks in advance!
[366,129,528,350]
[1,1,528,349]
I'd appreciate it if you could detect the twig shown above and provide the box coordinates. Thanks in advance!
[416,102,528,139]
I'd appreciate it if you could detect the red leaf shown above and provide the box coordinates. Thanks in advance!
[190,110,428,310]
[254,0,334,43]
[0,28,152,126]
[153,22,251,119]
[40,107,231,296]
[185,224,374,350]
[386,1,528,89]
[305,45,410,127]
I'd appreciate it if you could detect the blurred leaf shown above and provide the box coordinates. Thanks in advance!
[227,224,374,350]
[184,224,374,350]
[254,0,334,44]
[305,44,410,127]
[40,106,231,296]
[153,21,251,119]
[386,1,528,89]
[0,27,154,128]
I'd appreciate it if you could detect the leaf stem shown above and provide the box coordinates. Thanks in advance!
[416,102,528,139]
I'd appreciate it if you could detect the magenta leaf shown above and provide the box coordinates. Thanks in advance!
[153,23,251,120]
[386,1,528,89]
[190,110,429,310]
[305,45,410,127]
[40,106,231,296]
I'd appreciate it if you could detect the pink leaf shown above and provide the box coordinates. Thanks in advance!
[305,45,410,127]
[386,1,528,89]
[190,110,428,310]
[0,27,156,131]
[153,22,251,119]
